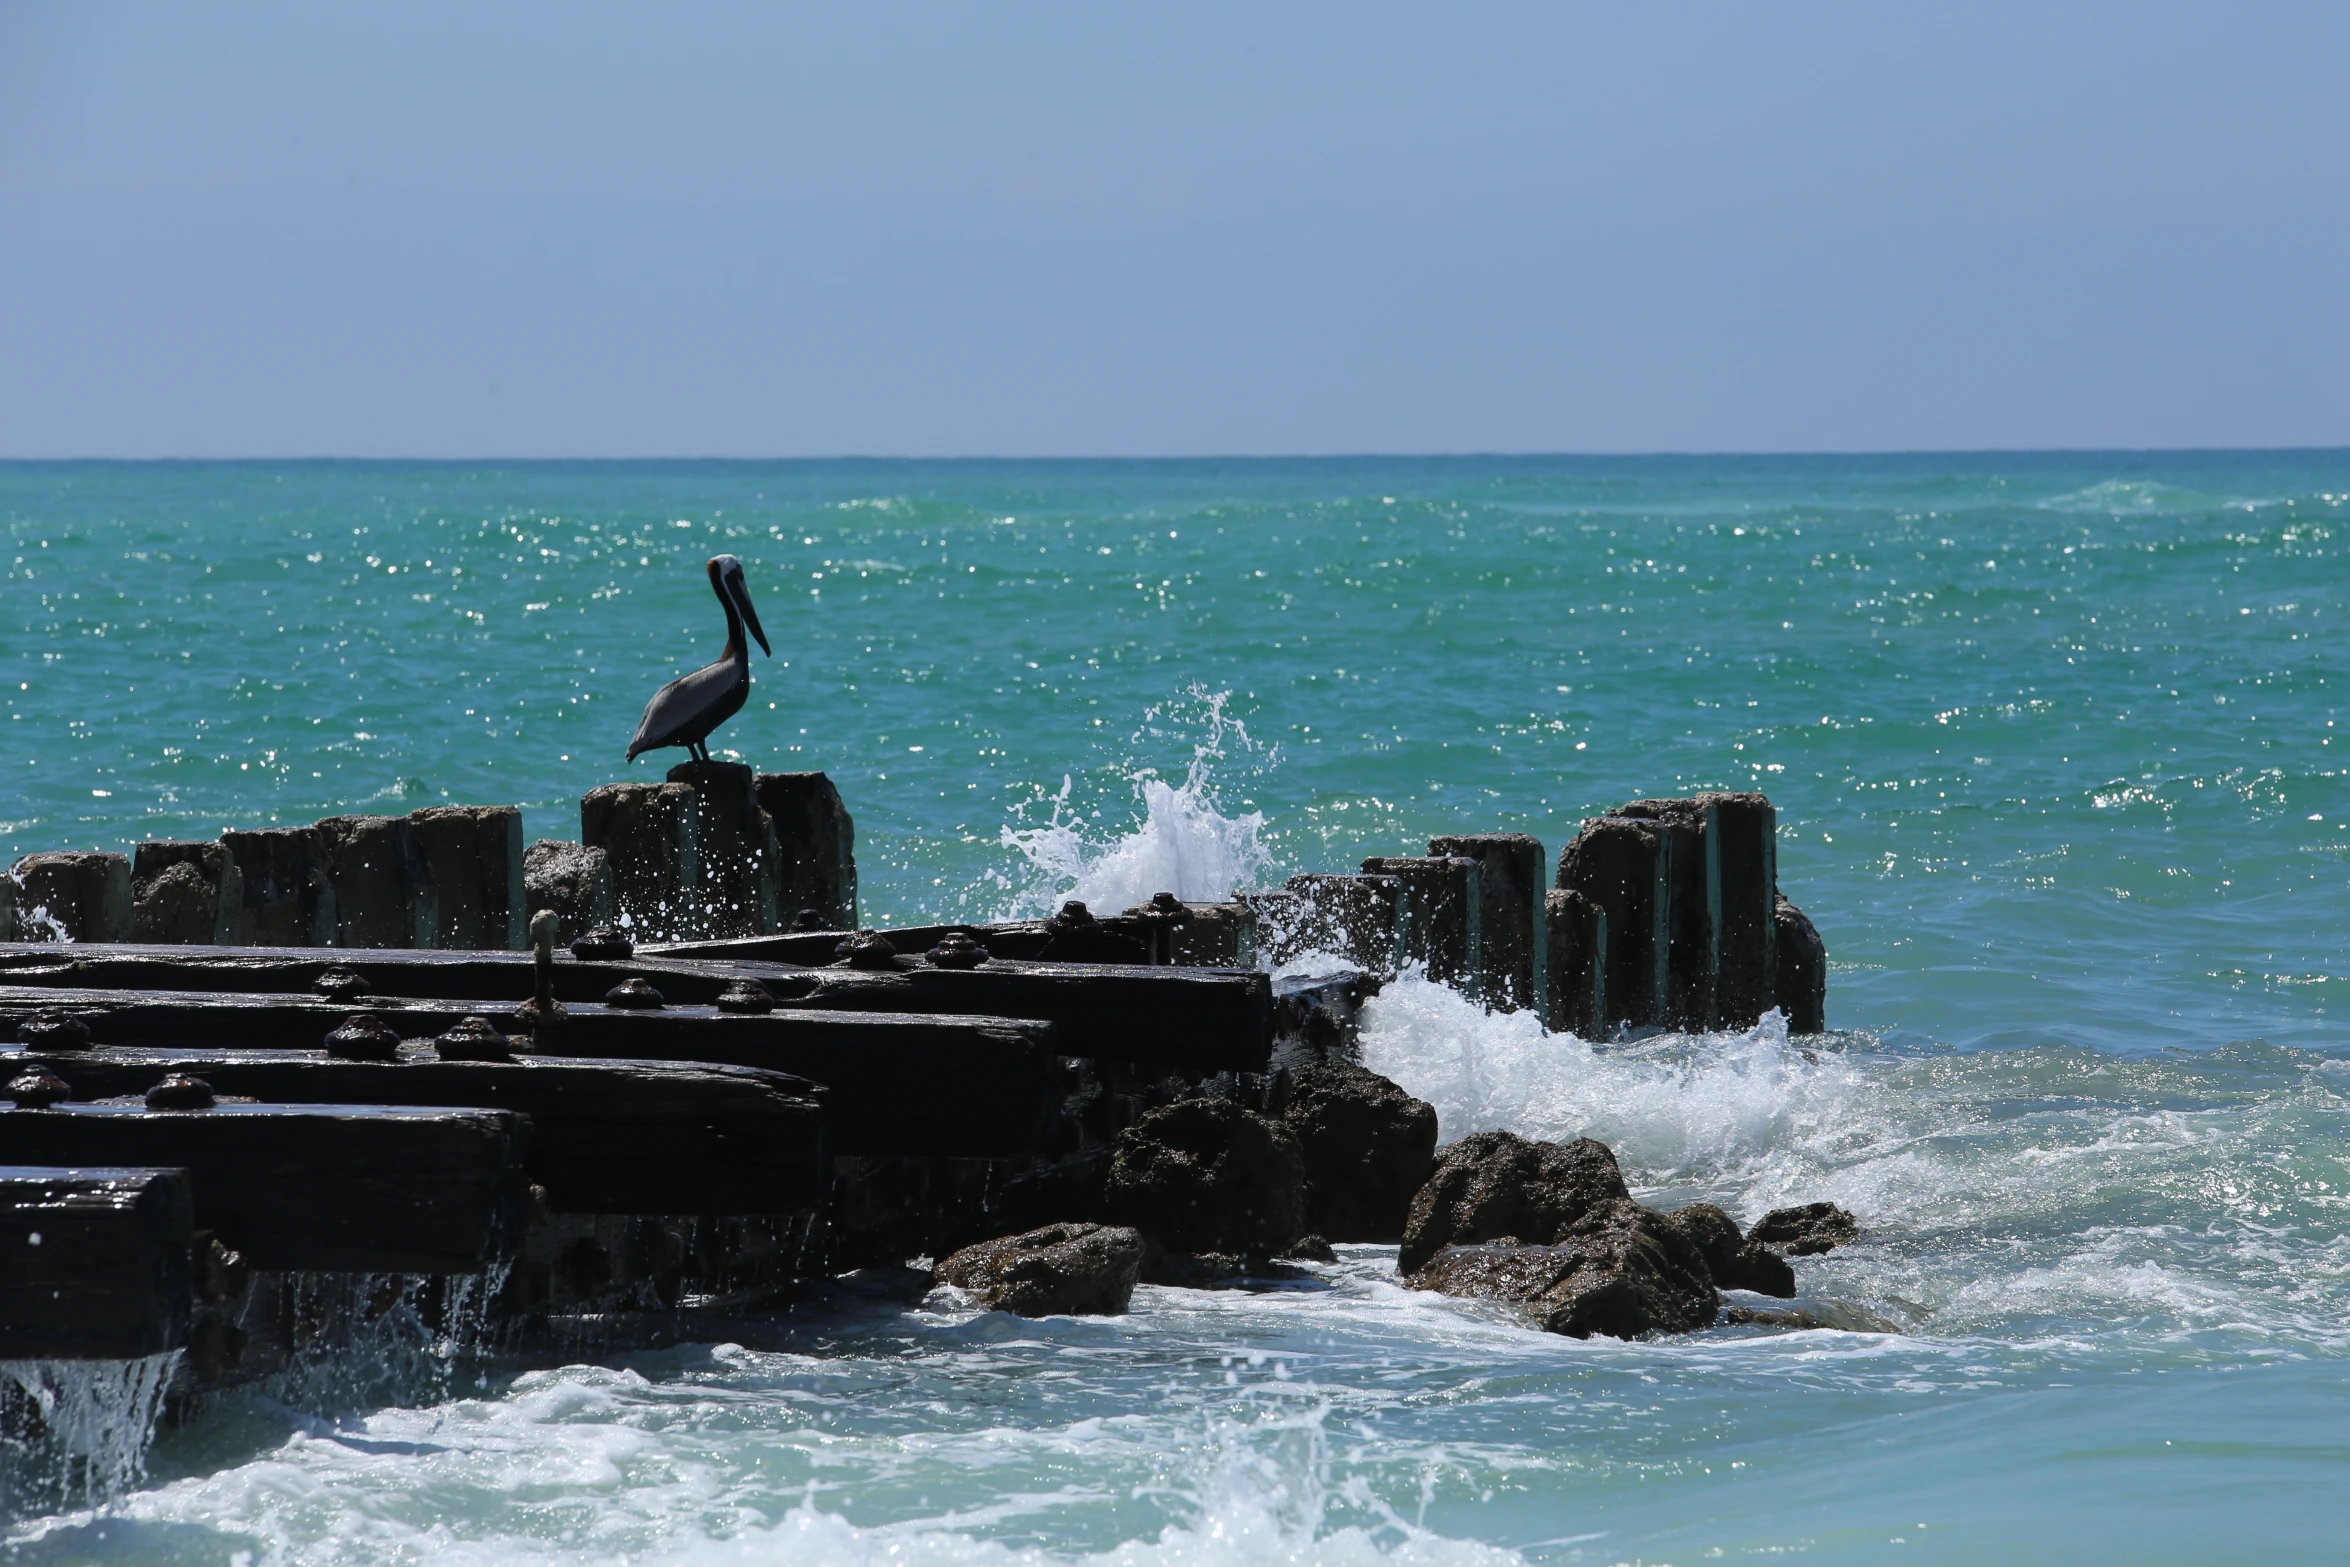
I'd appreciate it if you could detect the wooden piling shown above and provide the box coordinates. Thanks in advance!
[1359,856,1480,988]
[753,772,857,930]
[1542,888,1606,1036]
[316,815,438,949]
[667,761,783,939]
[581,783,699,941]
[131,842,246,945]
[410,805,526,950]
[1556,818,1669,1030]
[220,828,337,947]
[1611,800,1720,1030]
[524,840,617,944]
[1428,834,1546,1013]
[1699,792,1779,1029]
[9,853,133,943]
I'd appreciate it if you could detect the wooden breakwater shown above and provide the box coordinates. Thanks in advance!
[0,769,1827,1496]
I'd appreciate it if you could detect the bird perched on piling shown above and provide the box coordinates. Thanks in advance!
[626,554,772,764]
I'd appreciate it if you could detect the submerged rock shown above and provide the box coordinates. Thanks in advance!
[1104,1097,1307,1262]
[1406,1201,1719,1339]
[1654,1202,1797,1298]
[1398,1130,1631,1274]
[1749,1201,1858,1257]
[1281,1061,1438,1243]
[934,1222,1144,1316]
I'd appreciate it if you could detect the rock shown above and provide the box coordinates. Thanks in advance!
[131,841,245,944]
[1772,895,1827,1033]
[524,840,615,943]
[410,804,526,949]
[1281,1234,1338,1263]
[1141,1248,1249,1287]
[1280,1061,1437,1243]
[1652,1202,1796,1298]
[1749,1201,1856,1256]
[10,852,132,943]
[754,771,858,931]
[1406,1202,1719,1339]
[933,1222,1145,1316]
[1398,1130,1630,1274]
[1104,1097,1306,1261]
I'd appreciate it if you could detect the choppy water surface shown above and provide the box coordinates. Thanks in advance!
[1,455,2345,1561]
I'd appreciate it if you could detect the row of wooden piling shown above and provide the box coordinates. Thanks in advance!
[0,763,856,950]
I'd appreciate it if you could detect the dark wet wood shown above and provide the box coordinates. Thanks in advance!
[0,1103,526,1275]
[0,1165,192,1359]
[0,985,1059,1157]
[9,1049,827,1216]
[0,942,1275,1069]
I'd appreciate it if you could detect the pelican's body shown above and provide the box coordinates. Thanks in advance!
[627,554,772,763]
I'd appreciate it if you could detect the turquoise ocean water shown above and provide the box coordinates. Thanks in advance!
[1,455,2345,1562]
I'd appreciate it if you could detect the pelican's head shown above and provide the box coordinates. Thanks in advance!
[708,554,771,656]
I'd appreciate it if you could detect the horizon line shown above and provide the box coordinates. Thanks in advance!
[0,443,2345,465]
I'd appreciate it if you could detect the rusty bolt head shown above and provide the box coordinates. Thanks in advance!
[6,1069,71,1109]
[434,1015,516,1062]
[834,930,902,970]
[323,1013,404,1061]
[1136,891,1194,927]
[1045,901,1098,935]
[924,930,991,969]
[603,977,666,1009]
[145,1073,216,1111]
[19,1011,92,1050]
[571,927,635,961]
[715,979,776,1014]
[313,969,372,1000]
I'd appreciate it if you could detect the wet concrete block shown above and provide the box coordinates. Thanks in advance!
[753,772,857,930]
[1360,856,1480,988]
[315,814,437,949]
[1773,894,1826,1033]
[1542,888,1606,1037]
[0,1166,193,1360]
[668,760,783,939]
[410,805,526,950]
[1612,800,1719,1030]
[1698,792,1779,1029]
[1428,833,1546,1013]
[131,841,246,945]
[9,852,134,944]
[221,827,338,947]
[581,783,699,942]
[523,840,615,942]
[1171,901,1256,967]
[1555,818,1668,1030]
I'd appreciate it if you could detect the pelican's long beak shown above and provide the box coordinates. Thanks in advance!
[731,568,772,656]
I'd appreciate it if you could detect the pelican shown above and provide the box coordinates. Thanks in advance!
[626,554,772,764]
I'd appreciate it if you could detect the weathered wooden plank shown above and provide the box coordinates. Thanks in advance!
[0,943,1275,1069]
[0,1102,526,1274]
[0,986,1057,1157]
[0,1165,192,1359]
[8,1049,827,1216]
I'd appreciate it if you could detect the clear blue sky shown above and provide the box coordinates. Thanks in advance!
[2,2,2343,457]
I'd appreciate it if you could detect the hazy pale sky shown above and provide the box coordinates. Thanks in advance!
[2,2,2343,456]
